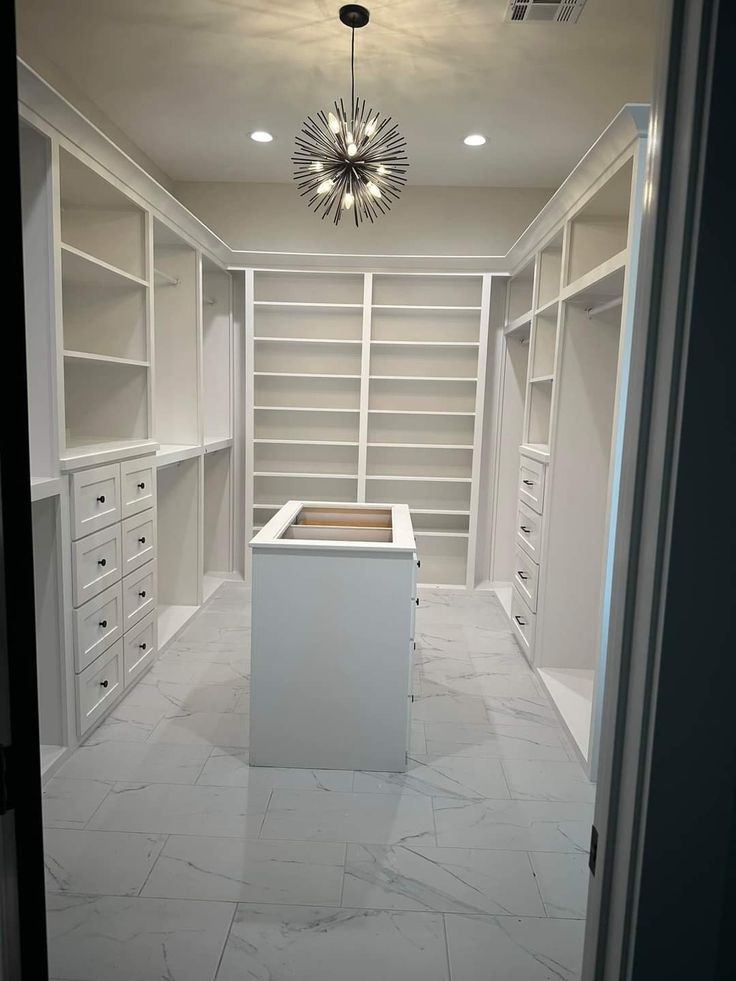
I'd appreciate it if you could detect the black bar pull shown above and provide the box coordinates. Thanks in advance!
[514,615,526,626]
[517,571,529,581]
[522,479,534,486]
[520,525,531,534]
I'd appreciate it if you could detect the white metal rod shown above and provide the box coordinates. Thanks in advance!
[586,295,623,319]
[153,267,180,287]
[203,295,216,306]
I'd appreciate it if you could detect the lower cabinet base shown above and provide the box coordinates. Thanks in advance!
[510,587,536,666]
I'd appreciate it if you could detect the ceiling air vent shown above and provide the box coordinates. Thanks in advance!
[505,0,588,23]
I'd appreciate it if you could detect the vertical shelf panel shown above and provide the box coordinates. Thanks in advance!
[157,458,202,609]
[203,259,233,441]
[204,448,232,575]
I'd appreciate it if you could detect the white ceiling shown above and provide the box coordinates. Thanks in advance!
[16,0,657,187]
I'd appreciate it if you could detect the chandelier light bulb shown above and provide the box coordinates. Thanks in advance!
[328,112,341,134]
[346,131,354,143]
[377,164,387,174]
[365,118,377,137]
[316,178,335,194]
[343,192,355,210]
[347,142,358,157]
[310,161,324,172]
[366,181,381,198]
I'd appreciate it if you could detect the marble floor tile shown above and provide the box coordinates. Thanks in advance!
[147,711,249,748]
[502,760,595,803]
[124,679,249,715]
[215,905,449,981]
[82,704,167,745]
[530,852,590,919]
[353,754,510,800]
[421,660,541,699]
[142,836,344,905]
[196,749,354,791]
[434,797,593,852]
[171,612,250,647]
[147,651,248,686]
[412,683,489,724]
[483,695,560,728]
[56,741,211,784]
[445,913,585,981]
[42,778,113,829]
[423,722,569,762]
[260,789,435,845]
[47,894,235,981]
[87,782,270,837]
[415,624,473,661]
[411,721,427,756]
[44,829,166,896]
[343,844,544,915]
[463,625,527,655]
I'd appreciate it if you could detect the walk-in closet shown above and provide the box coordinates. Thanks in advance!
[14,2,658,978]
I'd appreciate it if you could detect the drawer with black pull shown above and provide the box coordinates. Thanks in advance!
[511,587,536,662]
[70,463,121,540]
[513,545,539,612]
[72,523,122,606]
[122,510,156,576]
[76,638,123,735]
[73,581,123,673]
[123,611,158,687]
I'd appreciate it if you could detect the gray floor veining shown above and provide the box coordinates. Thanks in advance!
[43,582,591,980]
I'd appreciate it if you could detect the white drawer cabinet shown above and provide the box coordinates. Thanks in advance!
[121,457,157,518]
[73,581,123,673]
[122,560,157,631]
[76,638,124,735]
[70,463,121,540]
[121,510,156,576]
[123,611,157,686]
[518,456,546,514]
[513,545,539,612]
[511,588,536,663]
[516,500,543,563]
[72,524,122,606]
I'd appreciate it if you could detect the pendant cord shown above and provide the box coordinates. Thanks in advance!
[351,26,355,125]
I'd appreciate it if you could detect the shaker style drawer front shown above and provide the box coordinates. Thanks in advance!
[122,511,156,576]
[122,560,157,631]
[516,501,542,562]
[76,638,123,735]
[511,588,536,661]
[73,581,123,673]
[121,457,157,518]
[123,611,157,686]
[70,464,121,540]
[518,456,546,514]
[513,545,539,612]
[72,524,122,607]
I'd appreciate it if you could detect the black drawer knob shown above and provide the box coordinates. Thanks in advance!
[517,572,529,581]
[97,495,106,504]
[99,619,108,628]
[100,679,109,688]
[522,479,534,486]
[520,526,531,534]
[138,537,146,545]
[416,559,421,568]
[415,597,419,606]
[98,558,107,567]
[514,615,527,627]
[139,642,147,651]
[137,482,146,490]
[139,590,147,599]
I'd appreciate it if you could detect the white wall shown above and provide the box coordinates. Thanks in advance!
[174,182,552,257]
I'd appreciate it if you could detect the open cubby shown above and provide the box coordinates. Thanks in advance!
[255,271,363,304]
[255,408,360,442]
[531,310,558,379]
[371,308,480,343]
[20,122,58,481]
[527,378,553,447]
[415,535,468,586]
[506,260,534,323]
[62,274,147,362]
[254,474,358,506]
[370,343,478,378]
[369,378,476,413]
[32,496,67,764]
[367,445,472,479]
[537,234,563,308]
[64,360,149,448]
[368,411,475,446]
[203,259,232,441]
[154,222,199,446]
[366,478,471,512]
[566,159,633,285]
[411,511,470,535]
[204,448,232,574]
[255,339,361,375]
[372,274,482,307]
[158,457,201,645]
[254,305,363,341]
[59,148,146,280]
[255,441,359,475]
[255,374,360,409]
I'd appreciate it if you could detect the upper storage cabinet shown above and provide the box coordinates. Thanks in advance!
[202,257,233,442]
[566,158,633,287]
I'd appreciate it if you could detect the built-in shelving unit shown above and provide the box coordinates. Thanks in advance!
[247,269,491,587]
[488,106,648,779]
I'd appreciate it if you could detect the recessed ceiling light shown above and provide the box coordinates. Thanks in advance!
[250,131,274,143]
[463,134,486,147]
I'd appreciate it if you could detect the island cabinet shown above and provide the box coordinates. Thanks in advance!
[249,501,417,771]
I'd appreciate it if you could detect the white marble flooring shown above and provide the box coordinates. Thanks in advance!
[43,583,593,981]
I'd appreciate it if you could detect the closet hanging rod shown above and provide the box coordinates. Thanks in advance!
[203,295,216,306]
[586,295,623,319]
[153,267,180,287]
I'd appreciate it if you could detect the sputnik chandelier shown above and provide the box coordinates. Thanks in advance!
[292,4,409,227]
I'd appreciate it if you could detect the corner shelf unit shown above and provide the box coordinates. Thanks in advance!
[490,105,649,778]
[247,269,493,587]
